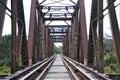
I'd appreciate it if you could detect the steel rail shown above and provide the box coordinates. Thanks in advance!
[62,56,94,80]
[62,55,111,80]
[62,56,80,80]
[19,56,54,80]
[35,57,55,80]
[67,56,111,80]
[7,56,55,80]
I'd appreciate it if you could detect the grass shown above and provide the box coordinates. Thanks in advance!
[0,66,11,75]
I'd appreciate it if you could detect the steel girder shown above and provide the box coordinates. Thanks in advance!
[88,0,98,66]
[88,0,104,73]
[11,0,18,74]
[107,0,120,72]
[88,0,120,73]
[79,0,88,65]
[17,0,28,66]
[97,0,104,73]
[11,0,29,73]
[28,0,38,65]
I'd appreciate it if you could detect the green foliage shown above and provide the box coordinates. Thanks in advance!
[103,38,118,73]
[0,66,11,75]
[54,45,62,54]
[0,35,11,66]
[104,64,118,73]
[104,52,116,66]
[0,35,11,74]
[103,39,114,54]
[104,52,118,73]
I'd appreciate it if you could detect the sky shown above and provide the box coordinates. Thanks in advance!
[2,0,120,46]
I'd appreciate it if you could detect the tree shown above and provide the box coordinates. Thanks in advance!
[0,35,11,66]
[54,45,62,54]
[103,35,118,73]
[103,39,114,54]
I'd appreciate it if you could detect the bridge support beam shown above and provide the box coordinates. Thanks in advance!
[79,0,88,65]
[11,0,29,73]
[70,8,79,60]
[88,0,97,67]
[28,0,38,65]
[37,6,44,61]
[88,0,104,73]
[11,0,18,73]
[97,0,104,73]
[17,0,28,66]
[68,28,71,57]
[45,27,49,57]
[107,0,120,73]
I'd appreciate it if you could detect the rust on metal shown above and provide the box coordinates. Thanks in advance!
[79,0,88,65]
[11,0,18,73]
[107,0,120,72]
[28,0,37,66]
[97,0,104,73]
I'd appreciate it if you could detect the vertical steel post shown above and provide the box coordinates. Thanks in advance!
[48,35,51,56]
[28,0,37,66]
[66,35,69,57]
[32,17,38,63]
[88,0,98,66]
[49,37,53,56]
[41,21,45,59]
[45,27,49,57]
[68,28,71,57]
[97,0,104,73]
[17,0,28,66]
[79,0,88,65]
[37,7,43,60]
[75,8,79,61]
[11,0,18,73]
[107,0,120,72]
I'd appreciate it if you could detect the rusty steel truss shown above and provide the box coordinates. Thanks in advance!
[0,0,120,74]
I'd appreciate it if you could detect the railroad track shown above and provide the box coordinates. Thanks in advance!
[6,55,56,80]
[62,55,112,80]
[1,55,113,80]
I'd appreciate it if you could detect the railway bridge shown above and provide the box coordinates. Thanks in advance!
[0,0,120,79]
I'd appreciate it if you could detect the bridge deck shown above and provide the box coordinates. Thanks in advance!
[44,55,71,80]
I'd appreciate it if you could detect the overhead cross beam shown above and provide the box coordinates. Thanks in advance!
[44,17,73,21]
[46,25,71,28]
[40,6,75,10]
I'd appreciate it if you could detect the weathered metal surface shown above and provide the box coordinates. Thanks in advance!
[28,0,37,65]
[88,0,98,66]
[44,18,72,21]
[17,0,28,66]
[68,28,71,57]
[3,0,120,76]
[45,27,49,57]
[37,7,43,61]
[63,55,111,80]
[46,25,70,28]
[44,55,71,80]
[97,0,104,73]
[79,0,88,65]
[6,56,55,80]
[107,0,120,72]
[11,0,18,73]
[98,0,104,73]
